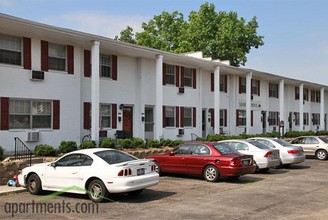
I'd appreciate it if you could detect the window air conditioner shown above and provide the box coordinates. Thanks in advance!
[31,70,44,81]
[27,131,40,142]
[178,129,184,135]
[178,87,185,94]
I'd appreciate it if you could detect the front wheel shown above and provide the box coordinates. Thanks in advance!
[203,165,220,182]
[27,174,43,195]
[316,149,328,160]
[88,179,109,203]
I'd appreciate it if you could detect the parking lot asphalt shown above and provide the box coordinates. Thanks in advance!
[1,158,328,219]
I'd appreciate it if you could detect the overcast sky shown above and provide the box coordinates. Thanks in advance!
[1,0,327,85]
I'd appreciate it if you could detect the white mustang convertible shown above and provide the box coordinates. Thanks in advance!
[18,148,159,202]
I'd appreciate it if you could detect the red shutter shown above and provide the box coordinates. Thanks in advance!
[236,110,239,126]
[224,109,227,127]
[258,80,260,96]
[193,107,196,127]
[84,50,91,77]
[162,106,166,128]
[180,107,184,127]
[112,104,117,129]
[193,69,196,89]
[41,40,48,71]
[224,75,228,92]
[251,110,254,127]
[176,107,179,128]
[211,73,214,92]
[83,102,91,129]
[210,108,214,128]
[112,55,117,80]
[0,97,9,130]
[53,100,60,130]
[67,45,74,74]
[239,77,242,94]
[162,63,166,85]
[23,37,31,70]
[176,66,180,87]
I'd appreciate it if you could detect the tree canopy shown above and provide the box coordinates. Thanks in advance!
[114,2,264,67]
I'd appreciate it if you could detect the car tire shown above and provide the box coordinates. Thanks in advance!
[203,165,220,182]
[127,189,144,196]
[88,179,109,203]
[154,161,162,176]
[27,173,43,195]
[315,149,328,160]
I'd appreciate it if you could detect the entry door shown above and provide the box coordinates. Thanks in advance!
[145,107,154,139]
[202,109,206,137]
[289,112,293,131]
[123,107,133,138]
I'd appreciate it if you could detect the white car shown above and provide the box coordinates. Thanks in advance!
[290,136,328,160]
[249,137,305,166]
[218,139,280,172]
[18,148,159,202]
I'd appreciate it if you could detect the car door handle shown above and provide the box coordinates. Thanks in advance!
[72,172,78,174]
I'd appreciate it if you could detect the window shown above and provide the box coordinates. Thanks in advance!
[269,83,279,98]
[165,106,175,127]
[95,150,136,165]
[316,91,321,103]
[237,110,246,126]
[192,145,211,155]
[294,112,300,126]
[183,67,193,87]
[303,88,309,101]
[220,75,227,92]
[184,107,192,127]
[165,64,176,85]
[304,112,309,125]
[295,87,300,100]
[48,43,66,71]
[239,77,246,94]
[100,54,112,78]
[0,34,22,66]
[311,90,315,102]
[9,99,52,129]
[220,109,227,127]
[55,154,93,166]
[251,79,260,96]
[268,111,278,126]
[312,113,320,125]
[174,145,192,155]
[100,104,111,128]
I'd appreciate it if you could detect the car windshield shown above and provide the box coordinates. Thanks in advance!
[318,137,328,143]
[272,138,294,147]
[94,150,136,165]
[213,143,239,155]
[248,140,271,149]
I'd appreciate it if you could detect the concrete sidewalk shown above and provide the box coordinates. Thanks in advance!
[0,185,26,196]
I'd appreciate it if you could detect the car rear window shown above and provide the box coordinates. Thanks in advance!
[248,140,271,149]
[94,150,136,165]
[213,143,239,155]
[272,138,294,147]
[319,137,328,143]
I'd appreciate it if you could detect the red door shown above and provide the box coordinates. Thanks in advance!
[123,107,133,138]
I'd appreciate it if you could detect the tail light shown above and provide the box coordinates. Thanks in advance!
[118,168,132,176]
[264,151,273,158]
[287,150,299,154]
[230,159,242,167]
[151,165,156,171]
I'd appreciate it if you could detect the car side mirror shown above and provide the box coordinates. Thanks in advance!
[168,150,175,156]
[50,162,57,168]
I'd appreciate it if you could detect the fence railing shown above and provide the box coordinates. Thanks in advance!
[14,137,32,166]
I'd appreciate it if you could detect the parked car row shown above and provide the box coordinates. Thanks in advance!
[17,136,326,203]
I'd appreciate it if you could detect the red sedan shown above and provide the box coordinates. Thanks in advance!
[146,142,256,182]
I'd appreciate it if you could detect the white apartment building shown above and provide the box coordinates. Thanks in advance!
[0,13,327,151]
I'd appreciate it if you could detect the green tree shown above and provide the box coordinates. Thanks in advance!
[114,26,136,44]
[116,2,264,67]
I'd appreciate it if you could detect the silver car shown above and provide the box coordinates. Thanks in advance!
[290,136,328,160]
[249,137,305,166]
[218,139,280,172]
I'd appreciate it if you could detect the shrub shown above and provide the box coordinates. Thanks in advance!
[145,139,160,148]
[131,138,145,149]
[118,139,133,148]
[160,138,173,147]
[99,137,116,148]
[59,141,77,153]
[284,130,315,138]
[34,144,57,156]
[0,146,4,161]
[80,140,97,149]
[172,139,184,147]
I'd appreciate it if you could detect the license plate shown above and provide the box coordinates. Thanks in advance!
[242,160,249,165]
[137,168,145,176]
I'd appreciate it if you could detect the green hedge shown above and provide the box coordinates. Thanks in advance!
[79,140,97,149]
[34,144,57,156]
[59,141,77,153]
[99,137,116,148]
